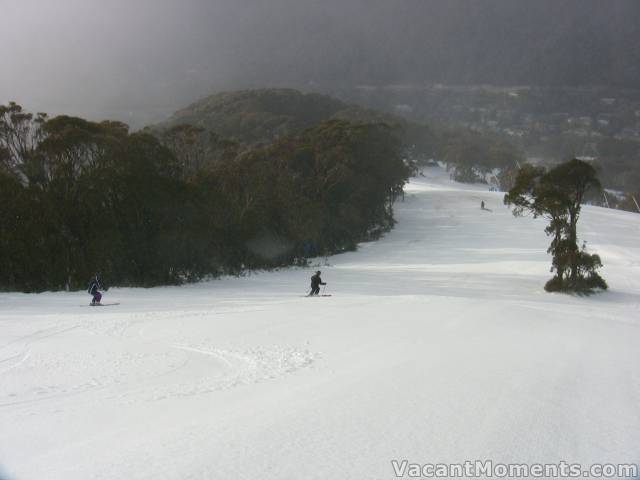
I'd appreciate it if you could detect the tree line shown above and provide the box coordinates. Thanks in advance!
[0,102,409,292]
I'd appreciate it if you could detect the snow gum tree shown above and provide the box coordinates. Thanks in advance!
[504,158,607,293]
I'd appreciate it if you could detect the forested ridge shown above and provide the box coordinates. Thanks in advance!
[0,98,409,291]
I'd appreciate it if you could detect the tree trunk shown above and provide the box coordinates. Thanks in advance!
[569,209,578,284]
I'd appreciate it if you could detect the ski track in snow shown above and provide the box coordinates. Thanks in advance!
[1,167,639,480]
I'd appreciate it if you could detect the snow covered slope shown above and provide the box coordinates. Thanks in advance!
[1,167,639,480]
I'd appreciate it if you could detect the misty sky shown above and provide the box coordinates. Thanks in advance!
[2,0,638,127]
[1,0,249,124]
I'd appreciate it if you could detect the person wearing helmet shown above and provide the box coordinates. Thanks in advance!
[309,270,326,296]
[88,273,104,306]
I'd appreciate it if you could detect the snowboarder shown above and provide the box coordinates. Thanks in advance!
[309,270,326,296]
[88,273,104,306]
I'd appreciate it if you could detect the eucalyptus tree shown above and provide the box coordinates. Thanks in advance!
[505,158,607,293]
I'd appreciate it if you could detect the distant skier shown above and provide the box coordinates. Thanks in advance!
[309,270,326,296]
[481,200,485,210]
[88,273,104,306]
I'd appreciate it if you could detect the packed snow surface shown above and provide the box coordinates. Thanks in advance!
[1,167,639,479]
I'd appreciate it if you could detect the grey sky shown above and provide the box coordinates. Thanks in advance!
[1,0,242,124]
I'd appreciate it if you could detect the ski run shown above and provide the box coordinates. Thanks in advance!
[1,166,639,479]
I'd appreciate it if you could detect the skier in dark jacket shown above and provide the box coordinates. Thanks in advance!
[88,274,104,306]
[309,271,326,296]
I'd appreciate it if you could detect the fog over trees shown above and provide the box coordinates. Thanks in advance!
[2,0,639,126]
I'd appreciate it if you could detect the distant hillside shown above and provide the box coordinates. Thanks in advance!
[161,89,353,144]
[158,88,417,146]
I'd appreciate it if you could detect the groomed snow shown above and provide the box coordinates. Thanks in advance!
[1,167,639,479]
